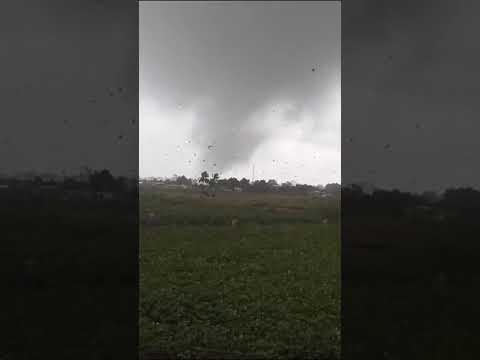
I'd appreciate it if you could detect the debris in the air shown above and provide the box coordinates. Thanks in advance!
[415,123,420,129]
[118,87,123,93]
[213,163,216,167]
[108,89,114,96]
[384,143,391,149]
[312,68,315,72]
[208,145,214,150]
[118,135,124,140]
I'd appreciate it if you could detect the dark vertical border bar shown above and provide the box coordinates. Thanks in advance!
[1,1,139,359]
[343,1,480,359]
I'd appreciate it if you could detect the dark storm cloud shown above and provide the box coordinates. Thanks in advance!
[141,1,340,175]
[0,1,137,177]
[343,0,480,192]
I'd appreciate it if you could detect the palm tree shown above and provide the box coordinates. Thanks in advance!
[199,171,209,185]
[207,173,219,197]
[210,173,219,185]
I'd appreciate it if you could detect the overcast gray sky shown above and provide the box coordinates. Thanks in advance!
[343,0,480,193]
[1,1,137,178]
[140,1,340,185]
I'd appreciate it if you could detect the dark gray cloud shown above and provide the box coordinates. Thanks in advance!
[343,0,480,192]
[140,1,340,183]
[1,1,138,177]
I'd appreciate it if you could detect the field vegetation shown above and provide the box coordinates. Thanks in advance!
[140,188,340,359]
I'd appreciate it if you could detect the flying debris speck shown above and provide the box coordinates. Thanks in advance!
[118,87,123,93]
[415,123,420,129]
[208,145,214,150]
[202,160,206,162]
[312,68,315,72]
[213,163,216,167]
[108,89,114,97]
[118,135,124,140]
[384,144,391,149]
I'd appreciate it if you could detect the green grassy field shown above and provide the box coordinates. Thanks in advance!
[140,189,340,359]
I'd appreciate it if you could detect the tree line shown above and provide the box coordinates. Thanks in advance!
[0,169,136,194]
[342,184,480,223]
[150,171,342,195]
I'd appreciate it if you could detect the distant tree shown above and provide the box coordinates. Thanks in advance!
[176,175,191,186]
[324,183,341,194]
[199,171,209,185]
[198,171,219,196]
[210,173,219,186]
[421,190,440,204]
[89,169,116,192]
[115,176,130,193]
[442,187,480,212]
[217,179,229,188]
[227,177,240,190]
[267,179,278,189]
[295,183,311,194]
[279,181,294,192]
[252,179,268,192]
[239,177,250,189]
